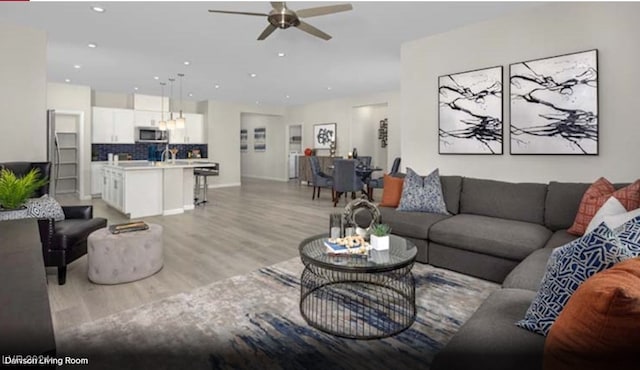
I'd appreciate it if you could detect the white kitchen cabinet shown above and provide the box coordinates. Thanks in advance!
[102,167,125,211]
[168,113,204,144]
[92,107,135,144]
[134,110,165,128]
[91,162,105,196]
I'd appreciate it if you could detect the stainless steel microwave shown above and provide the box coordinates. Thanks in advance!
[136,127,168,143]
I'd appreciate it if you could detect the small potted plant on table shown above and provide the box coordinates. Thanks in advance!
[369,223,391,251]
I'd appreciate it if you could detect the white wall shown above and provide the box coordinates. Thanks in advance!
[200,101,286,187]
[287,91,401,172]
[92,91,199,113]
[240,113,287,181]
[352,103,389,171]
[0,23,47,162]
[47,83,92,199]
[401,2,640,183]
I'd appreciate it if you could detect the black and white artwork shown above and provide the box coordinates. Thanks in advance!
[510,50,598,155]
[254,127,266,151]
[313,123,336,149]
[438,66,503,154]
[240,129,248,152]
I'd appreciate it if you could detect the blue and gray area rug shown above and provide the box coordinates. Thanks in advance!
[58,258,498,370]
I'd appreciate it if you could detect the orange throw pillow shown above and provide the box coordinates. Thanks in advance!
[379,174,404,208]
[544,258,640,370]
[568,178,640,235]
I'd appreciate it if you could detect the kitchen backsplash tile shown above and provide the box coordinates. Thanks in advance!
[92,143,208,161]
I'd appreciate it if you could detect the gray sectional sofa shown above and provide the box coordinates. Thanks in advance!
[358,176,609,370]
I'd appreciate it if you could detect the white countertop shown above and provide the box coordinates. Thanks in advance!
[103,160,218,171]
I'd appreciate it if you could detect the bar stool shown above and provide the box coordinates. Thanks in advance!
[194,165,219,205]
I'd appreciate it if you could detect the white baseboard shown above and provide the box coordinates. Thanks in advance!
[183,204,195,211]
[208,182,241,189]
[162,209,184,216]
[242,175,288,182]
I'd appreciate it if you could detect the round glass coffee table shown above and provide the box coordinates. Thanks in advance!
[299,234,417,339]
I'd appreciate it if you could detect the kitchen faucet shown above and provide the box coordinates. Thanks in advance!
[160,144,170,162]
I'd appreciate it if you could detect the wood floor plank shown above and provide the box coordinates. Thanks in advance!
[48,177,370,332]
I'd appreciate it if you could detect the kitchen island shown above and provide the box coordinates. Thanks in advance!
[102,160,219,218]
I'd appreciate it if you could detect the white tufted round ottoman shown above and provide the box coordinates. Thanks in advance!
[87,224,164,284]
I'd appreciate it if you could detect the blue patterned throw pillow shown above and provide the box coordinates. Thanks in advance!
[516,223,633,336]
[396,168,449,214]
[615,215,640,253]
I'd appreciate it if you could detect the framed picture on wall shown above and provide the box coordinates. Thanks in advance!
[254,127,266,151]
[510,49,598,155]
[240,129,248,152]
[438,66,503,154]
[313,123,336,149]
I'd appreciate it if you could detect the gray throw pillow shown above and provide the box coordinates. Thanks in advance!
[27,195,65,221]
[397,168,449,214]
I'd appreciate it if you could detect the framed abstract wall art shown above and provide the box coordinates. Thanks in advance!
[254,127,266,151]
[510,49,598,155]
[313,123,336,149]
[438,66,503,154]
[240,129,248,152]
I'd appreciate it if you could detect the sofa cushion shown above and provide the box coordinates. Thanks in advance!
[397,168,449,214]
[543,230,578,249]
[544,257,640,370]
[431,288,544,370]
[429,214,552,261]
[517,223,633,336]
[460,178,547,224]
[376,206,450,240]
[503,248,553,291]
[440,175,462,215]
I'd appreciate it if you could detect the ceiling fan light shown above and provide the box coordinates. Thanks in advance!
[175,117,185,129]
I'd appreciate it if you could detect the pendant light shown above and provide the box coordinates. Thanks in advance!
[167,78,176,130]
[175,73,186,129]
[158,82,167,131]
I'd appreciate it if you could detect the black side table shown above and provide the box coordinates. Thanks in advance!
[299,234,417,339]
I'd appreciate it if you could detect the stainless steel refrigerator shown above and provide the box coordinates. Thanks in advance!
[46,109,60,195]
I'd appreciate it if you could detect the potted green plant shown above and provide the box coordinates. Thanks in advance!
[0,168,48,210]
[369,223,391,251]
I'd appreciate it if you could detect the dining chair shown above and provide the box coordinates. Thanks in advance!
[309,156,334,200]
[332,159,365,207]
[367,157,401,200]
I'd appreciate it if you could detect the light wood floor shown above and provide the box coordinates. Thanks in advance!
[49,178,371,332]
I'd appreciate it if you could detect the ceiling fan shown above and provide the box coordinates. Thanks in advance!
[208,2,353,41]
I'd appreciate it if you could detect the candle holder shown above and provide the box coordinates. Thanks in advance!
[329,213,342,239]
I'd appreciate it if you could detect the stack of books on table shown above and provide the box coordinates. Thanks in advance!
[108,221,149,234]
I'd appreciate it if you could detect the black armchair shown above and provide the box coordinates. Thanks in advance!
[0,161,107,285]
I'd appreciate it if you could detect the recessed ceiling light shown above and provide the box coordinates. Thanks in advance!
[133,87,139,91]
[256,101,260,105]
[214,84,220,89]
[277,52,286,57]
[249,73,257,78]
[188,93,193,97]
[154,76,159,80]
[88,43,97,48]
[184,61,190,66]
[91,6,105,13]
[327,86,332,90]
[285,95,290,99]
[73,64,81,69]
[65,79,71,83]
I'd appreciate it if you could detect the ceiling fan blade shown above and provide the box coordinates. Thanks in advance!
[296,4,353,18]
[257,24,278,40]
[296,21,331,40]
[208,9,268,17]
[271,2,286,11]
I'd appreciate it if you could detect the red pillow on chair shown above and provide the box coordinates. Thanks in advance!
[379,174,404,208]
[568,178,640,236]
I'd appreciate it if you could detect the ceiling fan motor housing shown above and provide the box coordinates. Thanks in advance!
[268,8,300,29]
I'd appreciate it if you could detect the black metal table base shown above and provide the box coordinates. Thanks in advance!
[299,264,416,339]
